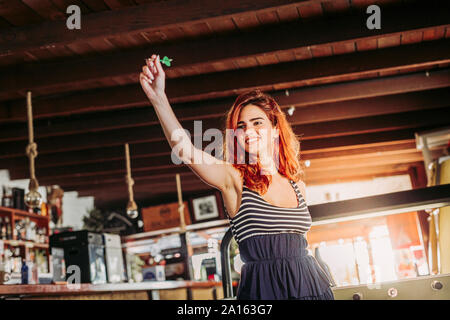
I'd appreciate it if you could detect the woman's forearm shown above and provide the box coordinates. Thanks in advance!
[149,93,193,161]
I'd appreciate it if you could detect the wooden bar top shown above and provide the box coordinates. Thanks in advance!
[0,281,227,296]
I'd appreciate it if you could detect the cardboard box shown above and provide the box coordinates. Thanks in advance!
[141,201,191,232]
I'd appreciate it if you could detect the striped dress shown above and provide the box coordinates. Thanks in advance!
[229,180,311,243]
[226,179,334,300]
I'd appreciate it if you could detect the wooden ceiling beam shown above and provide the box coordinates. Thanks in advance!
[7,127,439,181]
[1,39,449,122]
[1,69,449,139]
[1,1,448,96]
[91,183,217,209]
[2,106,449,172]
[1,89,449,160]
[0,0,308,56]
[83,180,209,196]
[31,140,418,190]
[78,161,422,200]
[60,150,430,193]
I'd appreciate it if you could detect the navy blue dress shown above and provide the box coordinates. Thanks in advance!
[227,180,334,300]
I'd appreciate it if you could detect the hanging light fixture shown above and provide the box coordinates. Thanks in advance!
[24,91,43,209]
[125,143,138,219]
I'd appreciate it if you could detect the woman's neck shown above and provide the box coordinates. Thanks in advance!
[259,156,278,176]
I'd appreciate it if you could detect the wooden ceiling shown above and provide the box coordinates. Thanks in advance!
[0,0,449,210]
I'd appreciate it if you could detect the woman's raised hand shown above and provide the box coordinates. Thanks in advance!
[140,54,166,102]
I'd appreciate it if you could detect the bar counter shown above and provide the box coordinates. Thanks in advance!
[0,281,233,300]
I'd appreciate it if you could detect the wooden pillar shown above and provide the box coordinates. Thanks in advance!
[364,235,376,284]
[179,232,194,281]
[428,212,439,274]
[407,164,430,265]
[437,158,450,274]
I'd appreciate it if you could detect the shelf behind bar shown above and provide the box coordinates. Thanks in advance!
[0,206,50,220]
[2,239,48,249]
[122,219,230,247]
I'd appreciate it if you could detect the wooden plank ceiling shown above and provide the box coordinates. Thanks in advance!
[0,0,449,210]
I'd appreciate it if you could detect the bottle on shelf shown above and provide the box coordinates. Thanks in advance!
[31,221,36,242]
[28,252,38,284]
[16,220,23,241]
[21,258,29,284]
[3,248,12,273]
[13,248,21,273]
[20,220,26,241]
[0,217,6,240]
[41,202,48,217]
[39,228,46,244]
[42,227,48,244]
[13,219,18,240]
[1,186,13,208]
[25,218,31,241]
[29,220,36,242]
[33,205,41,215]
[31,260,38,284]
[5,217,12,240]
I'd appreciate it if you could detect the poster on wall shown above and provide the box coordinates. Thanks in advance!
[192,195,219,221]
[189,192,225,223]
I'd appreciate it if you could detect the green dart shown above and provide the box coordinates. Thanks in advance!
[160,56,173,67]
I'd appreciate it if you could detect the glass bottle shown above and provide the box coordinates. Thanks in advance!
[30,221,36,242]
[15,221,21,241]
[21,258,29,284]
[0,217,5,240]
[25,218,31,241]
[5,217,11,240]
[42,227,48,243]
[1,186,13,208]
[41,202,48,217]
[13,220,18,240]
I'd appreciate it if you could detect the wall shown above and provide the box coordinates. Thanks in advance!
[306,174,412,205]
[0,169,94,230]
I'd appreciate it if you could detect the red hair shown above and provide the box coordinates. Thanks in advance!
[224,89,304,194]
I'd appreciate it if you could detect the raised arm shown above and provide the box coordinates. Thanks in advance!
[139,54,237,192]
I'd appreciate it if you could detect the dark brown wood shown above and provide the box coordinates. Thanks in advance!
[1,69,449,139]
[0,0,309,56]
[3,106,450,174]
[83,181,217,200]
[1,39,449,122]
[42,140,418,190]
[1,89,449,160]
[81,161,423,201]
[60,150,429,194]
[1,1,448,95]
[0,0,45,26]
[7,127,438,181]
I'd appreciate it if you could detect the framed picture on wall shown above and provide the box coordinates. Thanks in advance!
[190,193,221,222]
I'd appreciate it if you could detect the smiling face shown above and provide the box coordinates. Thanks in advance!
[236,104,279,158]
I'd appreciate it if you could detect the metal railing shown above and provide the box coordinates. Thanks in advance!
[220,228,235,299]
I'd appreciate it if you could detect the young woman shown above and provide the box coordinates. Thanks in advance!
[140,54,334,300]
